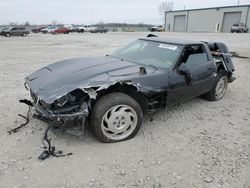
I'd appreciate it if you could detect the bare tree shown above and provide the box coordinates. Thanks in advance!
[52,20,58,26]
[9,22,18,26]
[158,1,174,17]
[24,21,30,26]
[96,21,105,26]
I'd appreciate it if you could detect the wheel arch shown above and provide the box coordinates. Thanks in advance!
[216,63,225,72]
[93,84,149,114]
[216,63,232,79]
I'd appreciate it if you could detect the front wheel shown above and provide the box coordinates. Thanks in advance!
[90,93,143,143]
[202,72,228,101]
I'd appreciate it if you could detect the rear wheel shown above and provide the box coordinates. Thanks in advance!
[202,71,228,101]
[90,93,143,143]
[22,33,27,37]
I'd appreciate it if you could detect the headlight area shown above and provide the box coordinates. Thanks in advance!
[52,89,88,110]
[34,89,90,123]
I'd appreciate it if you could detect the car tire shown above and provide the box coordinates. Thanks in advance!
[90,92,143,143]
[22,33,27,37]
[202,71,228,101]
[5,33,11,37]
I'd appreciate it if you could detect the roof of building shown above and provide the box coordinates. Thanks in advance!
[165,4,250,13]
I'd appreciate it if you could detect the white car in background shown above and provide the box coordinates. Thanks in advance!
[231,23,249,33]
[77,25,96,33]
[41,26,58,34]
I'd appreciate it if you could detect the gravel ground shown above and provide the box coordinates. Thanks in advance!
[0,32,249,188]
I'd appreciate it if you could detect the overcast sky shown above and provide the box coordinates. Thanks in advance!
[0,0,249,25]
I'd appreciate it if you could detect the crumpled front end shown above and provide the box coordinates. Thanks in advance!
[26,84,91,125]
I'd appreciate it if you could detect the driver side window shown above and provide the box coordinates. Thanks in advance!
[181,45,208,68]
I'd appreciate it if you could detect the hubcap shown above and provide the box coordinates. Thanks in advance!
[101,105,138,141]
[215,76,227,100]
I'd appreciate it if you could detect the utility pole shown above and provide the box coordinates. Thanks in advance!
[237,0,240,5]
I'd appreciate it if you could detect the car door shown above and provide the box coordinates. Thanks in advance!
[167,70,191,105]
[167,44,215,104]
[184,45,216,97]
[17,28,23,36]
[11,27,17,36]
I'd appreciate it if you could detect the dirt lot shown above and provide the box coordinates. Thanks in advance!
[0,32,249,188]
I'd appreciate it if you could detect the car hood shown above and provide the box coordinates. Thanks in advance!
[26,56,157,104]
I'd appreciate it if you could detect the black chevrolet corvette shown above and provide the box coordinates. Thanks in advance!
[24,36,235,142]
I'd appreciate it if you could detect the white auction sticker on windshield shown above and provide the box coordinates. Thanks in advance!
[158,44,177,50]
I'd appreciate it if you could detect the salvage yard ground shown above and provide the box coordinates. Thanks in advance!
[0,32,250,188]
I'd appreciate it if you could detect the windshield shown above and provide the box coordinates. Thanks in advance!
[111,39,183,69]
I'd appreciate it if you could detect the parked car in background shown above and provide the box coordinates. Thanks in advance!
[77,25,96,33]
[231,23,248,33]
[90,26,108,33]
[64,25,77,32]
[32,26,46,33]
[0,27,10,35]
[69,26,78,32]
[51,27,71,34]
[41,26,58,34]
[0,27,8,32]
[148,25,164,32]
[1,27,30,37]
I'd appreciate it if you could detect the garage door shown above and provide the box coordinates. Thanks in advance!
[174,15,186,32]
[222,12,242,32]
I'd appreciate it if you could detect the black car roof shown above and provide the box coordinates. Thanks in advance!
[139,37,203,46]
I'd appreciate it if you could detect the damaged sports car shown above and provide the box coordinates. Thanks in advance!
[24,36,236,142]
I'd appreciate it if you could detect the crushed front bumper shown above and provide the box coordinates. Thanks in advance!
[25,99,89,125]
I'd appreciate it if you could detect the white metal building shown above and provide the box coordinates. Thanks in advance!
[164,5,250,32]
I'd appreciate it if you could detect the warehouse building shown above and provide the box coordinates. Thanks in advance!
[164,5,250,32]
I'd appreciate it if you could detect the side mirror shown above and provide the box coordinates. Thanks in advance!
[178,63,192,78]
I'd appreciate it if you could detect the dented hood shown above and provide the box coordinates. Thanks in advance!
[26,56,156,104]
